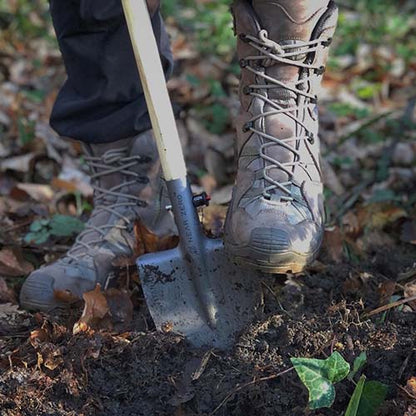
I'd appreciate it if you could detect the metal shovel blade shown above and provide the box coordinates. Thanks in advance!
[137,178,263,349]
[138,238,262,349]
[122,0,262,350]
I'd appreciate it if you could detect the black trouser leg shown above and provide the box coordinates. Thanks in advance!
[49,0,173,143]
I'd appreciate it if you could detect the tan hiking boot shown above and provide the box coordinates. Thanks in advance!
[20,130,176,311]
[225,0,338,273]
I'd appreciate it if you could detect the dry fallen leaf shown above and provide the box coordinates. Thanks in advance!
[83,284,110,320]
[134,220,178,257]
[73,285,133,333]
[161,321,174,333]
[356,203,407,231]
[73,284,110,334]
[201,204,228,238]
[36,342,64,371]
[29,328,49,348]
[0,277,17,304]
[343,273,363,294]
[0,153,35,173]
[15,183,54,203]
[0,303,25,318]
[51,177,93,197]
[404,282,416,310]
[0,247,34,276]
[322,158,345,196]
[199,174,217,195]
[322,227,344,263]
[342,211,361,237]
[405,405,416,416]
[405,377,416,398]
[378,280,397,305]
[105,288,133,332]
[29,320,66,371]
[72,321,90,335]
[53,289,80,305]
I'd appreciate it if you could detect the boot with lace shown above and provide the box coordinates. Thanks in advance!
[20,130,176,310]
[225,0,338,273]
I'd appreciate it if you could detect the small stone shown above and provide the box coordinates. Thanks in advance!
[0,110,10,127]
[334,55,355,69]
[392,142,415,166]
[390,58,405,78]
[356,44,373,72]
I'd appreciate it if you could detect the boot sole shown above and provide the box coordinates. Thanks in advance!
[226,245,318,274]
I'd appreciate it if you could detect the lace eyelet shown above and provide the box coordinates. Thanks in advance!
[239,59,248,68]
[139,176,150,184]
[243,86,252,95]
[239,33,249,43]
[242,121,254,133]
[315,66,326,75]
[139,156,152,163]
[307,134,315,145]
[310,96,318,104]
[322,38,333,47]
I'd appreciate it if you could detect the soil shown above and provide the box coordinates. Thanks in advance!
[1,242,415,416]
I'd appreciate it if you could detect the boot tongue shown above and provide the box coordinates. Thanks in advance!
[251,0,328,101]
[87,137,133,193]
[252,0,328,43]
[248,0,328,195]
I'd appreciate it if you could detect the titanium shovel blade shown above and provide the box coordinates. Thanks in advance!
[137,178,263,349]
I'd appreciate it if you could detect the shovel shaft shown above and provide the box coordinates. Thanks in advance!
[121,0,187,182]
[122,0,219,332]
[166,178,218,328]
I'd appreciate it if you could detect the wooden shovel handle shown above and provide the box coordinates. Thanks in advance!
[121,0,187,181]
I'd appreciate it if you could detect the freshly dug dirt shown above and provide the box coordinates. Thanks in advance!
[1,242,415,416]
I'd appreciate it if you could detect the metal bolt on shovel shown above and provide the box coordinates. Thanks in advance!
[122,0,263,349]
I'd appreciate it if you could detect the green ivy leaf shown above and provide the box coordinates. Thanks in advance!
[346,376,388,416]
[357,381,388,416]
[291,352,350,410]
[345,375,366,416]
[49,215,85,237]
[29,220,45,232]
[24,229,50,245]
[348,352,367,381]
[25,215,84,245]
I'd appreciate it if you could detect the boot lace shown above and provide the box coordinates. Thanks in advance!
[240,30,331,201]
[66,147,149,262]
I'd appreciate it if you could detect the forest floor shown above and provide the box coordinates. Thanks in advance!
[0,1,416,415]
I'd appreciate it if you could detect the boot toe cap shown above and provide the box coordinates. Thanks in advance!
[20,271,56,311]
[20,263,91,311]
[250,227,291,253]
[249,222,323,255]
[226,221,323,273]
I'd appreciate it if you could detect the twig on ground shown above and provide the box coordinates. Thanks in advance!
[3,219,33,232]
[396,383,416,401]
[325,110,396,155]
[209,367,294,416]
[398,268,416,283]
[334,178,373,220]
[398,350,413,380]
[364,295,416,318]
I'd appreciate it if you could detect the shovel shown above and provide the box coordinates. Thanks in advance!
[122,0,263,349]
